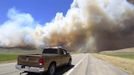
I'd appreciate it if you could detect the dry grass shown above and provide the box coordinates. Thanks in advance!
[0,48,42,63]
[93,54,134,75]
[0,48,42,54]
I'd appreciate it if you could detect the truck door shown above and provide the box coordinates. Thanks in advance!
[59,49,69,65]
[63,50,70,64]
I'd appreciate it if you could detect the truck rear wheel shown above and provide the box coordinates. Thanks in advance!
[27,72,35,75]
[47,63,56,75]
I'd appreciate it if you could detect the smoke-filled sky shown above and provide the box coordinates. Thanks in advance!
[0,0,134,52]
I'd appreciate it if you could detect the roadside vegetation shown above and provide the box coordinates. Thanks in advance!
[0,48,42,63]
[93,48,134,75]
[100,52,134,59]
[0,54,18,63]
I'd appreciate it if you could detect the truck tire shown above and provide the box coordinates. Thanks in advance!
[47,63,56,75]
[27,72,35,75]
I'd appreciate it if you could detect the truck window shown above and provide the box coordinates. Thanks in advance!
[59,49,64,55]
[63,50,67,55]
[64,50,68,55]
[43,48,58,54]
[59,49,67,55]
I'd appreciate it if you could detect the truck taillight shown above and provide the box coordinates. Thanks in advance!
[39,57,45,65]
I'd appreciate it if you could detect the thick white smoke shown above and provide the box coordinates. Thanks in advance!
[0,8,44,48]
[0,0,134,52]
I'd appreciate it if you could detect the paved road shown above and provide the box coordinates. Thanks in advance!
[0,54,130,75]
[0,54,85,75]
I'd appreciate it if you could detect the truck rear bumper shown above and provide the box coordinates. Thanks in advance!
[16,65,45,73]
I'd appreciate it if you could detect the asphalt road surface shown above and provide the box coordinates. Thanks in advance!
[0,54,130,75]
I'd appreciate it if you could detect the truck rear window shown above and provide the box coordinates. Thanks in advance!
[43,48,58,54]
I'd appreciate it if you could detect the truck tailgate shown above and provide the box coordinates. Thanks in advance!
[18,54,42,67]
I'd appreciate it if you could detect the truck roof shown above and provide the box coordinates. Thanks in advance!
[44,46,65,49]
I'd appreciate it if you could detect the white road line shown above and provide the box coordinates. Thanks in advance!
[65,54,88,75]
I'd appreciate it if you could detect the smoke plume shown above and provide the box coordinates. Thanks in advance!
[1,0,134,52]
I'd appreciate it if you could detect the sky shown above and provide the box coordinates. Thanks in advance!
[0,0,73,25]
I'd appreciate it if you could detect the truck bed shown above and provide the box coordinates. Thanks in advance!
[18,54,60,67]
[18,54,42,67]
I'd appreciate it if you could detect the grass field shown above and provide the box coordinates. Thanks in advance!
[0,48,42,63]
[93,48,134,75]
[100,52,134,59]
[0,54,18,62]
[0,48,42,54]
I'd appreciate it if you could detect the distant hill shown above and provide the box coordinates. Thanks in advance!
[100,47,134,53]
